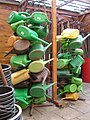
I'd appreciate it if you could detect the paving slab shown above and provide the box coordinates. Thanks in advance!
[78,112,90,120]
[70,100,90,113]
[53,107,83,120]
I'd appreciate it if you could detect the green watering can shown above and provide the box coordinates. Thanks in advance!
[17,99,32,109]
[58,84,77,96]
[10,54,31,67]
[61,42,69,50]
[71,77,82,85]
[16,26,49,45]
[58,52,72,59]
[29,42,52,60]
[7,11,30,24]
[57,69,73,79]
[70,34,90,49]
[57,59,71,69]
[26,12,51,25]
[29,25,49,38]
[33,96,46,105]
[69,66,81,75]
[29,82,56,98]
[28,58,54,73]
[11,20,26,32]
[76,84,84,94]
[71,48,84,56]
[14,88,32,107]
[70,55,85,74]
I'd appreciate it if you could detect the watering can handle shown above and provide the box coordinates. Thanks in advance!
[18,12,30,16]
[0,64,8,86]
[42,73,48,86]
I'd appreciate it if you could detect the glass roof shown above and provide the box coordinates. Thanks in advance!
[14,0,90,13]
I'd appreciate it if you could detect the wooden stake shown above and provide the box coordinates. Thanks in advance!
[52,0,57,100]
[0,64,8,86]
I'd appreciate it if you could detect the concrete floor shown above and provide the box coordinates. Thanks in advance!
[22,82,90,120]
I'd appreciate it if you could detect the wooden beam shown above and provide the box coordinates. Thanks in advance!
[0,0,19,5]
[52,0,57,101]
[26,5,79,16]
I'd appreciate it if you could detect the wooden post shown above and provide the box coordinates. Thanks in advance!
[52,0,57,100]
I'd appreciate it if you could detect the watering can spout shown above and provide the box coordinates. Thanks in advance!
[14,61,26,67]
[44,58,54,64]
[82,33,90,42]
[44,42,52,51]
[45,82,57,90]
[31,34,49,45]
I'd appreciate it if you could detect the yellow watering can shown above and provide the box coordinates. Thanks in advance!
[11,69,30,85]
[28,58,54,73]
[62,92,79,101]
[8,35,21,47]
[59,28,79,39]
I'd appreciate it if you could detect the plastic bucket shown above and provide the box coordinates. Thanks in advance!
[0,86,15,120]
[9,104,22,120]
[82,58,90,83]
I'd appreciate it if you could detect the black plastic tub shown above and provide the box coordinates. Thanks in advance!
[0,86,15,120]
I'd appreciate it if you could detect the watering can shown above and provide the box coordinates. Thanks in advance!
[26,12,51,25]
[77,84,84,94]
[7,11,30,24]
[29,25,49,38]
[70,55,85,74]
[8,35,21,47]
[30,67,50,86]
[33,96,46,105]
[57,59,71,69]
[11,20,26,32]
[16,26,49,45]
[58,52,72,59]
[61,42,69,50]
[14,80,30,88]
[28,58,54,73]
[29,82,56,97]
[69,66,81,76]
[71,77,82,86]
[10,54,31,67]
[59,28,79,39]
[5,39,30,57]
[17,98,32,109]
[71,48,84,56]
[58,84,77,96]
[28,42,52,60]
[70,34,90,49]
[11,69,30,85]
[62,92,79,101]
[57,69,73,79]
[14,88,32,105]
